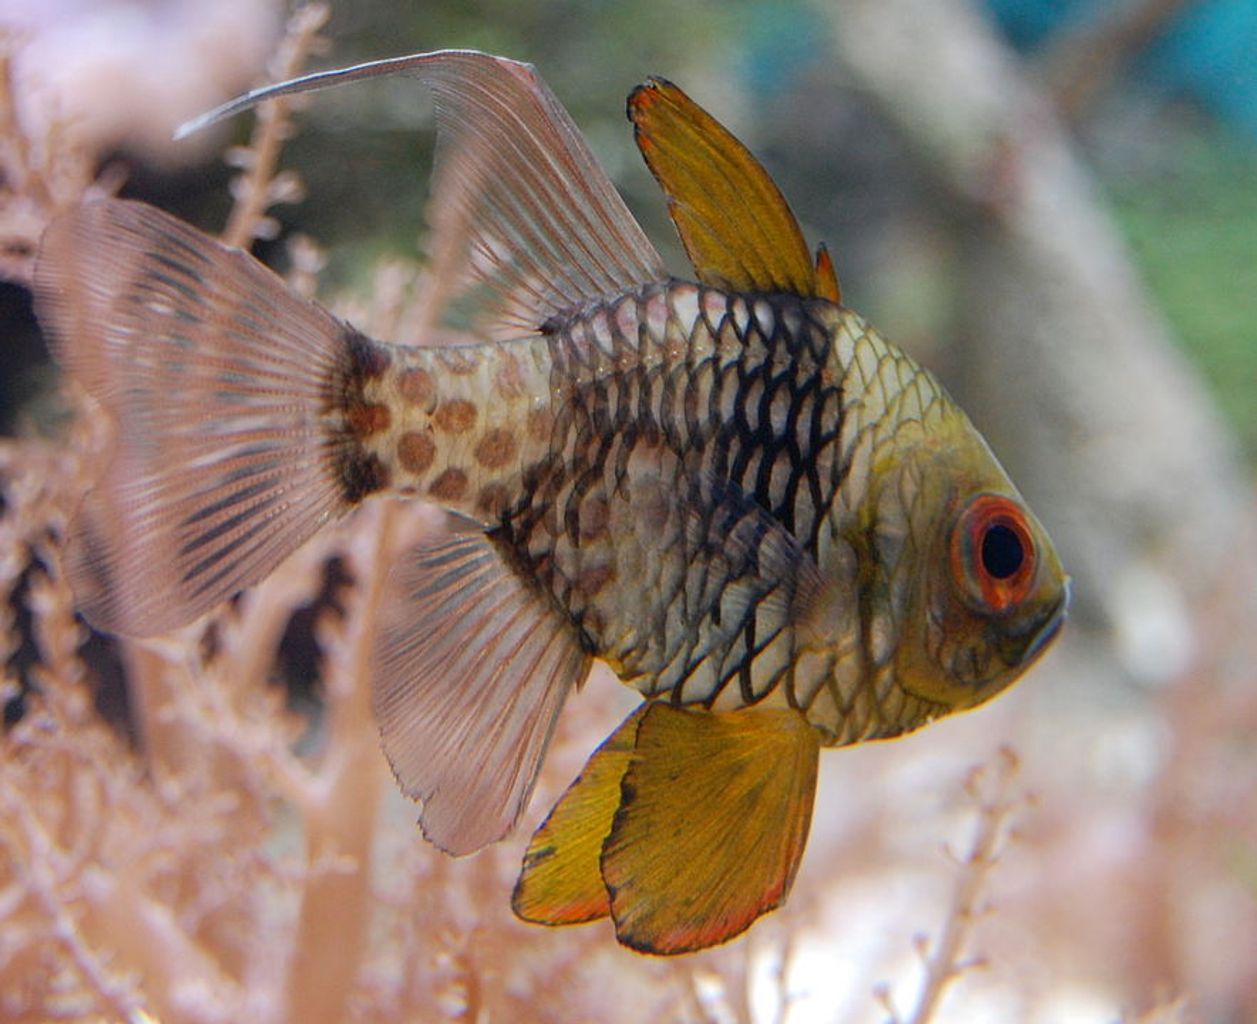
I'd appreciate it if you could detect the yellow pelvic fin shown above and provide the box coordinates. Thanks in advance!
[512,704,648,926]
[513,702,820,954]
[602,703,820,954]
[628,77,841,301]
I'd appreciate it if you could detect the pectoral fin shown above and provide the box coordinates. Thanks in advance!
[512,700,821,955]
[628,77,841,302]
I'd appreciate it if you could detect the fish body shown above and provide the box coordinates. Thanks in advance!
[34,51,1068,954]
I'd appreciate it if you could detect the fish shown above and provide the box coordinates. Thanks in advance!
[33,50,1069,955]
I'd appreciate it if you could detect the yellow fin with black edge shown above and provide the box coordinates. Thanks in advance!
[512,704,649,926]
[602,702,820,955]
[628,77,841,301]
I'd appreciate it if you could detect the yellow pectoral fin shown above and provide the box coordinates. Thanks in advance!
[602,702,821,955]
[512,704,648,926]
[629,78,839,301]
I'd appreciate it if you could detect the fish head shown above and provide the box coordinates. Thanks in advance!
[887,414,1070,717]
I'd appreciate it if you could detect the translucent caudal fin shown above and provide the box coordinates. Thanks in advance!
[34,198,375,635]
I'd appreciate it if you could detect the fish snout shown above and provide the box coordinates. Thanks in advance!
[1004,576,1071,669]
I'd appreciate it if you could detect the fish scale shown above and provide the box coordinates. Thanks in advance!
[338,276,949,740]
[519,287,819,701]
[34,51,1068,954]
[326,274,950,745]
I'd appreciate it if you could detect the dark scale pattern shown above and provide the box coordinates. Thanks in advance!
[327,326,394,504]
[706,304,843,553]
[495,282,846,709]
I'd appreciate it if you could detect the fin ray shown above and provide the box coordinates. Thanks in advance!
[629,78,840,300]
[373,526,592,855]
[34,199,359,635]
[680,470,826,629]
[603,702,820,954]
[180,50,667,333]
[513,701,821,954]
[512,704,649,926]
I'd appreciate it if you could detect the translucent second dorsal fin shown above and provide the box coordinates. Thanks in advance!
[628,77,841,302]
[179,50,668,332]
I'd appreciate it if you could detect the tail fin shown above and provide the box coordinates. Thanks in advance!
[34,199,380,635]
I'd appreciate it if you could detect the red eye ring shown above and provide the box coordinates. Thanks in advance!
[951,494,1038,613]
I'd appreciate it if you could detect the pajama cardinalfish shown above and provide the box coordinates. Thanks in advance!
[34,51,1068,955]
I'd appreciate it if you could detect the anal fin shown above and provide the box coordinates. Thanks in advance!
[373,526,591,855]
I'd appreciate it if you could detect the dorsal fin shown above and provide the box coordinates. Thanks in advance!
[813,242,842,304]
[628,77,841,302]
[178,50,668,333]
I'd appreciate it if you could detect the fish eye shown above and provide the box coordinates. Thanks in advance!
[951,495,1037,613]
[981,523,1024,579]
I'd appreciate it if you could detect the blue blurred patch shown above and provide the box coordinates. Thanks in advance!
[982,0,1257,138]
[983,0,1101,50]
[1141,0,1257,137]
[730,0,823,96]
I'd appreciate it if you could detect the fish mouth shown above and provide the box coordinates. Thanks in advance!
[1021,577,1071,666]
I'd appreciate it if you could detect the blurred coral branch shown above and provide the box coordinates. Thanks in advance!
[1038,0,1203,120]
[282,504,391,1024]
[882,748,1027,1024]
[0,39,107,285]
[220,2,329,249]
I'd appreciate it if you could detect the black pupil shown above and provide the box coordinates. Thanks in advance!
[981,523,1025,579]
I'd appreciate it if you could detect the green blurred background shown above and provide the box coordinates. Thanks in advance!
[281,0,1257,461]
[3,0,1255,463]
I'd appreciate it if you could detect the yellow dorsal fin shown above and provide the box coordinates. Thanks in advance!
[813,242,842,304]
[628,77,841,301]
[605,702,819,954]
[513,704,648,926]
